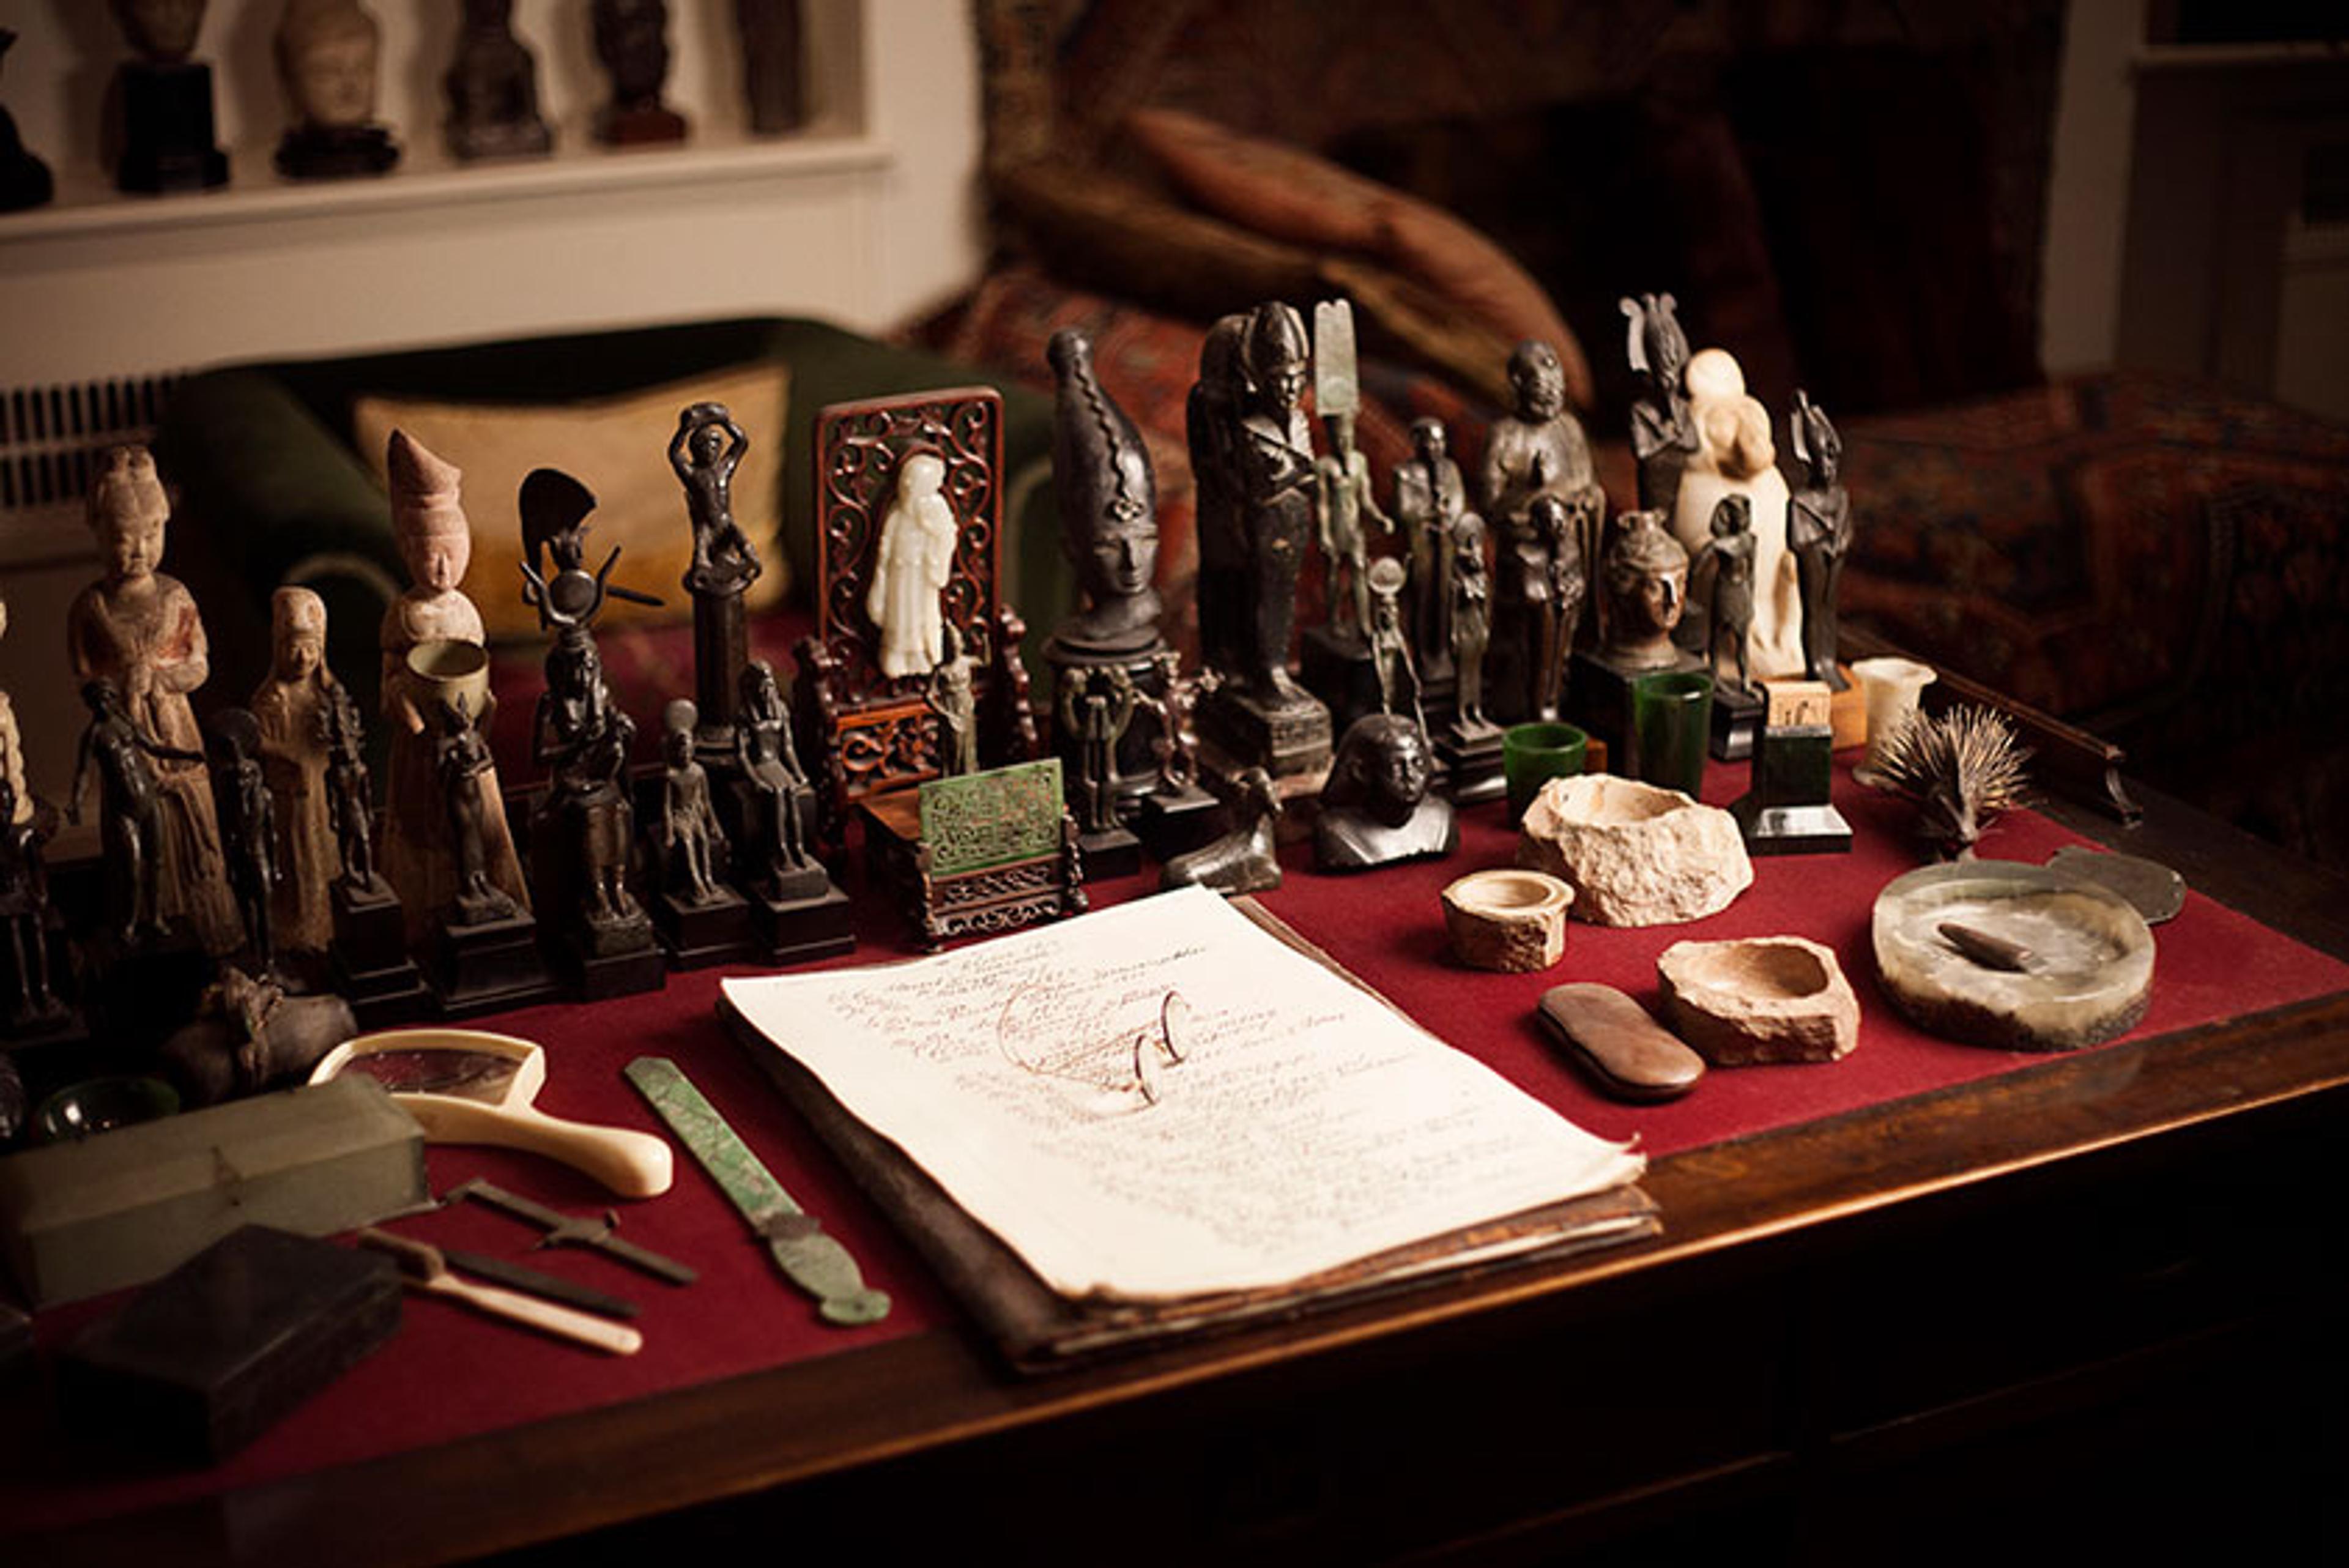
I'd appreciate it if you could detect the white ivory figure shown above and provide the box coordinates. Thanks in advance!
[1670,348,1803,681]
[866,450,956,680]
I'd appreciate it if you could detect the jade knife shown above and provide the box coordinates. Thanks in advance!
[624,1056,890,1326]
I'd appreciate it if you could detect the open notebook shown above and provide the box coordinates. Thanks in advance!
[722,887,1658,1369]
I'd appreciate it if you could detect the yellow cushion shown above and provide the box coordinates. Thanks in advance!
[353,361,791,644]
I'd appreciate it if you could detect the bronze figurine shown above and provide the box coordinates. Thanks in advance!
[1788,390,1855,691]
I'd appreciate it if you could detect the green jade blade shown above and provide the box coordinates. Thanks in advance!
[625,1056,890,1326]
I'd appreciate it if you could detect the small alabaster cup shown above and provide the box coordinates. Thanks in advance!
[1850,656,1937,780]
[1442,868,1573,973]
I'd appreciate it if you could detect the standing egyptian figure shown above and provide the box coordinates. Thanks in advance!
[1787,390,1855,691]
[867,450,957,680]
[1393,417,1468,682]
[68,445,242,952]
[1232,302,1318,702]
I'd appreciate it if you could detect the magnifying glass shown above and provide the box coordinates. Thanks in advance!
[310,1028,673,1198]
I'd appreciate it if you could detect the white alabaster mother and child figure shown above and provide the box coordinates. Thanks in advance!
[866,448,958,681]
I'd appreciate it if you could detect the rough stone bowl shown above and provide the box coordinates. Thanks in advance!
[1442,869,1572,972]
[1658,935,1858,1065]
[1517,773,1753,927]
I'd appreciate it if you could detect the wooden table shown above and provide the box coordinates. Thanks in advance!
[18,777,2349,1567]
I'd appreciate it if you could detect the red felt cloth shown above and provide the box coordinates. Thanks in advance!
[7,764,2345,1536]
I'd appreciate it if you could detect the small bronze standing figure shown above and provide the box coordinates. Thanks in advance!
[69,678,201,945]
[209,709,280,972]
[1491,500,1554,726]
[322,684,376,893]
[657,700,727,905]
[736,661,822,899]
[1788,390,1855,691]
[1450,511,1494,734]
[1365,557,1422,733]
[672,401,760,595]
[927,623,979,778]
[445,0,552,161]
[1058,666,1140,836]
[1315,407,1393,640]
[1694,494,1757,699]
[1393,417,1469,681]
[1532,494,1589,723]
[1233,302,1318,702]
[1187,314,1251,678]
[432,696,514,927]
[0,775,64,1027]
[1622,293,1699,515]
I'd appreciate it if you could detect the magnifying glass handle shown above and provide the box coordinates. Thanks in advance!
[414,1101,675,1198]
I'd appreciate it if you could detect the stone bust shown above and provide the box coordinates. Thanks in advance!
[1313,714,1457,872]
[1048,327,1163,656]
[1600,510,1692,671]
[278,0,379,132]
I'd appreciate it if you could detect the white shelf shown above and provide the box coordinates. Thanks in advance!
[1,125,894,245]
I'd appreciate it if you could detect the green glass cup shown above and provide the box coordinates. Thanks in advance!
[1502,721,1589,820]
[1630,671,1713,798]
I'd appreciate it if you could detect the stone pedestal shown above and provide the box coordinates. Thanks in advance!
[692,589,749,750]
[653,888,762,970]
[1075,823,1143,880]
[1731,724,1850,855]
[429,911,555,1019]
[1197,683,1332,781]
[1135,784,1221,862]
[553,921,667,1001]
[1438,719,1506,806]
[116,62,229,194]
[329,878,428,1029]
[1709,681,1765,762]
[1565,647,1702,756]
[747,883,855,966]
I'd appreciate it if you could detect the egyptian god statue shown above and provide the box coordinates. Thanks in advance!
[1047,327,1162,658]
[1669,348,1802,681]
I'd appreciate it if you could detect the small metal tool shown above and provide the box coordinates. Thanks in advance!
[625,1055,889,1326]
[443,1176,699,1285]
[357,1230,642,1356]
[438,1249,640,1321]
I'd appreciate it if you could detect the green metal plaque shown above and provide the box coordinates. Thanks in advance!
[918,758,1064,876]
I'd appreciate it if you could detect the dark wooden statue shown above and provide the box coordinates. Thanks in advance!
[1450,510,1493,735]
[532,635,642,936]
[672,400,760,748]
[69,677,201,945]
[445,0,551,160]
[0,775,64,1027]
[1394,417,1469,683]
[207,708,280,972]
[1231,302,1318,702]
[1695,493,1757,699]
[1787,390,1854,691]
[0,29,54,212]
[1187,314,1252,680]
[109,0,229,192]
[432,696,516,927]
[322,683,375,894]
[592,0,687,144]
[658,700,727,905]
[735,0,806,133]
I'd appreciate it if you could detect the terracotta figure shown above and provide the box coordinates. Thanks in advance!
[248,587,340,953]
[377,429,529,937]
[67,445,242,952]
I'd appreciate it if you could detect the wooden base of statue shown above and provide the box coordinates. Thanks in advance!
[428,910,556,1020]
[598,105,688,146]
[1074,822,1143,880]
[1134,783,1221,862]
[83,923,210,1047]
[859,790,1085,954]
[553,919,667,1002]
[1567,648,1704,756]
[328,878,429,1030]
[1438,719,1508,807]
[1196,682,1332,781]
[692,589,749,749]
[1732,726,1852,856]
[115,62,229,194]
[1709,682,1766,763]
[273,125,399,181]
[746,881,855,966]
[1042,638,1167,821]
[653,887,760,970]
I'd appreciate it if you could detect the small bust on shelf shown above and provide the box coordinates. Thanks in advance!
[593,0,689,146]
[1313,715,1456,873]
[445,0,552,162]
[273,0,399,179]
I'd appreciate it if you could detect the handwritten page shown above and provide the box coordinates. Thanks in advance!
[724,887,1642,1302]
